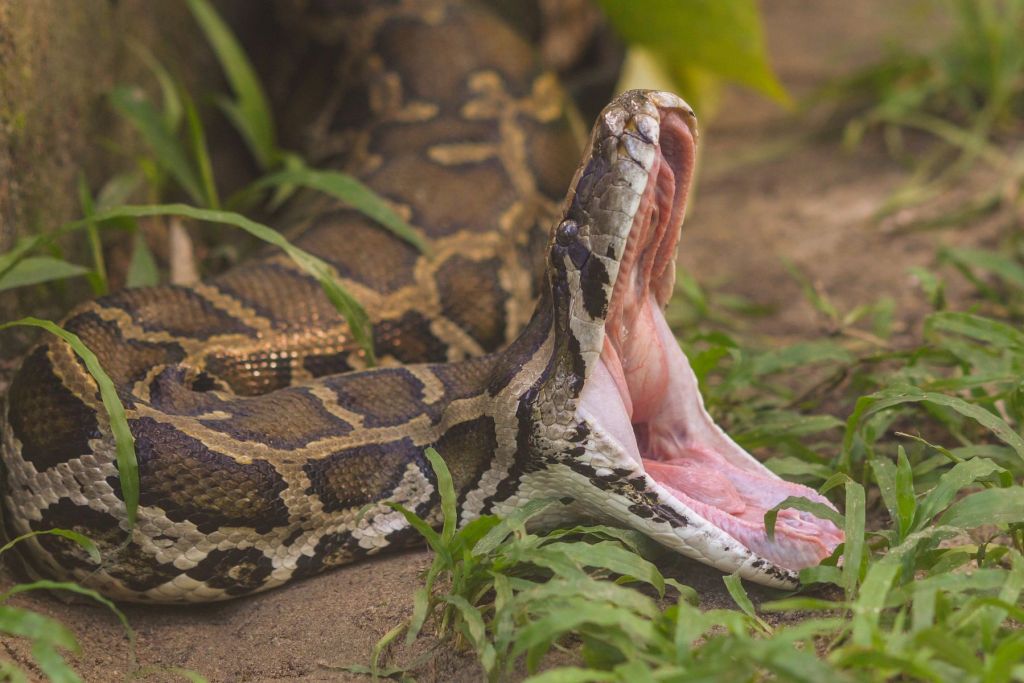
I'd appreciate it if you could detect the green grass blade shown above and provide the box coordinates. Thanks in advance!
[763,496,843,541]
[473,498,562,555]
[925,311,1024,349]
[182,90,220,209]
[109,86,205,205]
[523,667,616,683]
[851,525,958,646]
[0,257,90,292]
[30,642,81,683]
[0,529,99,564]
[842,480,866,595]
[248,168,425,253]
[0,236,46,281]
[844,385,1024,466]
[942,247,1024,290]
[425,448,457,543]
[385,501,451,565]
[78,204,376,364]
[0,660,28,683]
[893,446,916,541]
[440,594,494,670]
[0,605,78,650]
[548,541,665,597]
[184,0,276,168]
[77,175,108,296]
[130,42,183,130]
[0,318,139,526]
[0,580,133,645]
[914,457,1007,530]
[723,572,771,633]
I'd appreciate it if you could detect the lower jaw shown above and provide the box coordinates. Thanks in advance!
[579,293,844,573]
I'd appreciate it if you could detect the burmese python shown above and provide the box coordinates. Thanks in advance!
[0,0,842,603]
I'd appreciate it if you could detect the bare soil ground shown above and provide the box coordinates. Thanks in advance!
[1,2,1008,680]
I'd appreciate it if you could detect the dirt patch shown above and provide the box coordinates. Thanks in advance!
[0,2,1004,681]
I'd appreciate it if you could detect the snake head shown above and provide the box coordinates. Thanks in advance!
[518,90,843,589]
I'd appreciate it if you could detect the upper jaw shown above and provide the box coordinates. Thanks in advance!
[547,90,843,586]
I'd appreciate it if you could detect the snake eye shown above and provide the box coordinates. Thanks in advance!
[556,219,579,246]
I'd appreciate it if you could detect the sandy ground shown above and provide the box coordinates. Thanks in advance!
[1,2,1012,680]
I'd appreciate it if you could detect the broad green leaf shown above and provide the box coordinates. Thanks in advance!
[109,86,205,205]
[126,230,160,288]
[0,257,90,292]
[79,204,376,364]
[248,168,425,253]
[0,318,138,526]
[596,0,789,107]
[185,0,276,168]
[938,487,1024,529]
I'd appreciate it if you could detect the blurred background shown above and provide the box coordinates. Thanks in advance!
[2,0,1020,352]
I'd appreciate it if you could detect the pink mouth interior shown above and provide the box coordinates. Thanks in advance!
[583,111,843,571]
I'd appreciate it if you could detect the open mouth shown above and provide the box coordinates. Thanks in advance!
[578,103,844,574]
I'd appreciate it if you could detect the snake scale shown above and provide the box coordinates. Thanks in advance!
[0,0,842,603]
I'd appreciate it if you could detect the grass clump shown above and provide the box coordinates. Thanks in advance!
[821,0,1024,220]
[363,225,1024,679]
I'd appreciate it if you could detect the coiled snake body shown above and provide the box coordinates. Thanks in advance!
[0,0,842,602]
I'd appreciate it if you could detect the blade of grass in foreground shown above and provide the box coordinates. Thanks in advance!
[109,86,206,206]
[75,204,377,364]
[0,318,139,527]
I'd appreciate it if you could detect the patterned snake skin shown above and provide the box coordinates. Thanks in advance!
[0,0,843,603]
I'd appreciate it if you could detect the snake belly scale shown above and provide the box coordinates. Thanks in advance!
[0,0,843,603]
